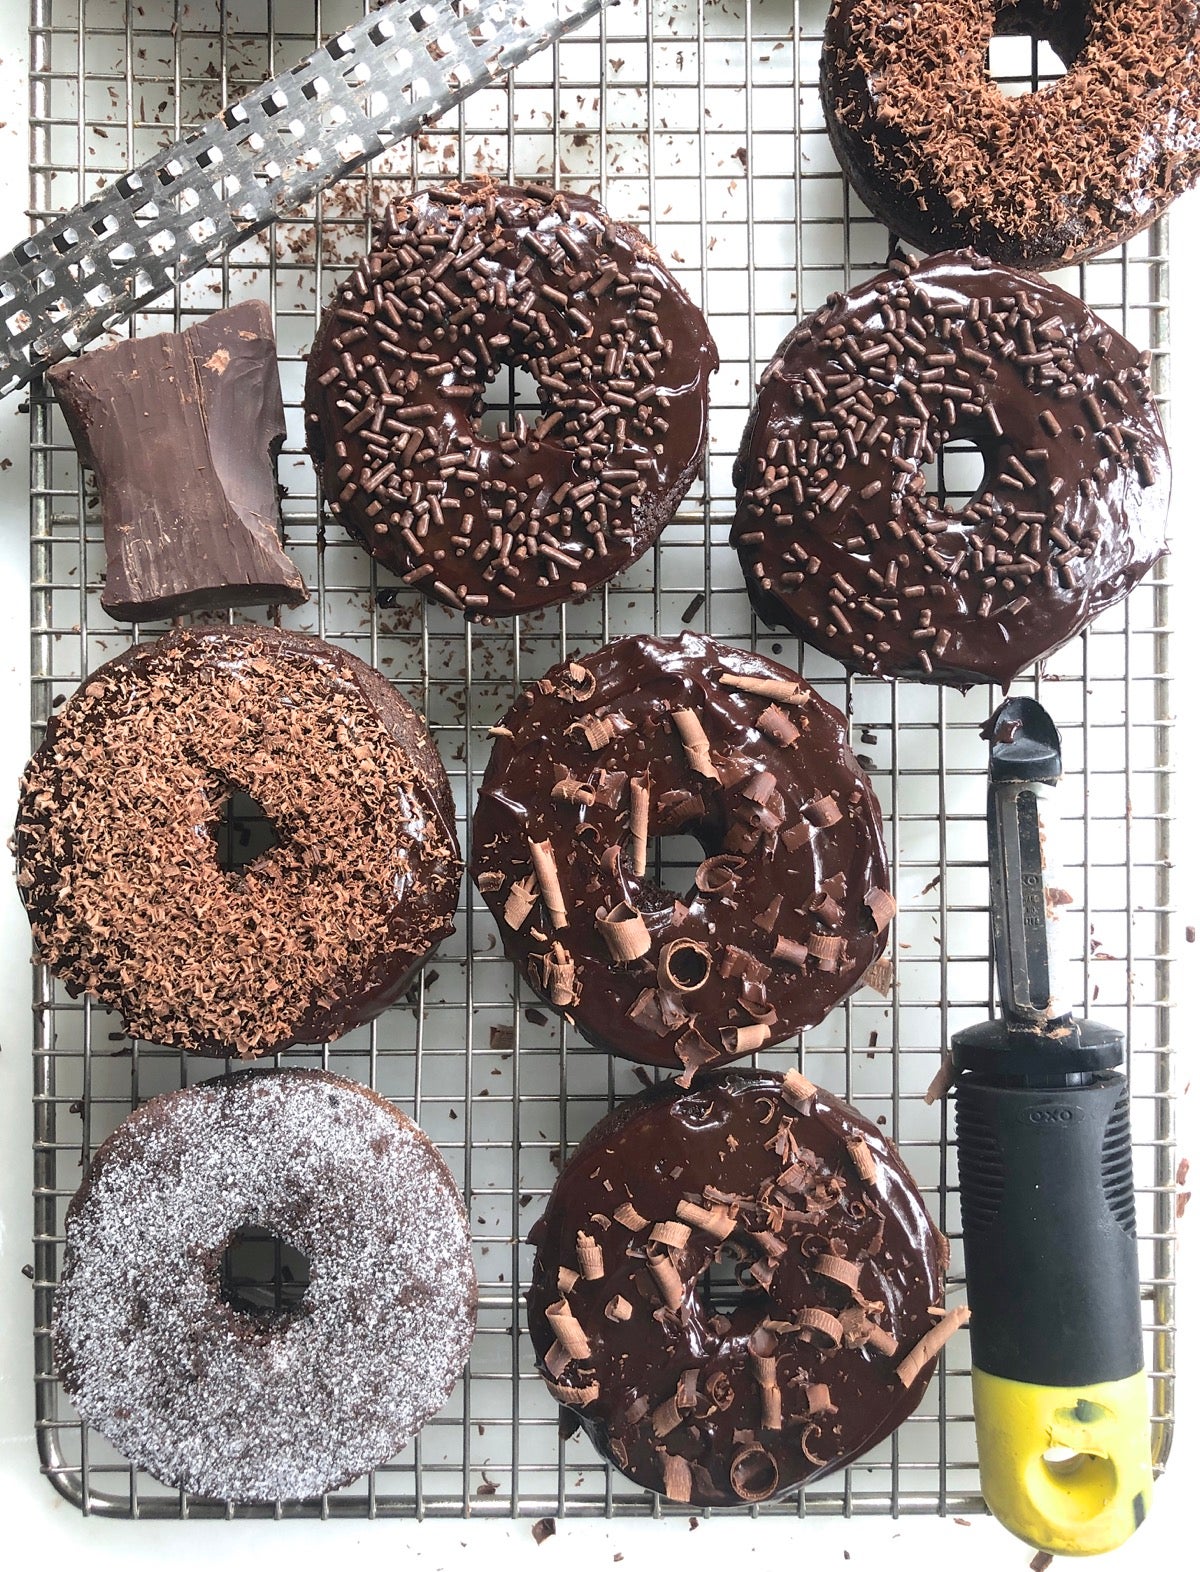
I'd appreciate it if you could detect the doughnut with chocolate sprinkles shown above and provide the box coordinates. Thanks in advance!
[56,1070,477,1501]
[471,633,891,1078]
[821,0,1200,271]
[732,252,1169,687]
[304,182,717,618]
[13,625,462,1056]
[526,1069,949,1506]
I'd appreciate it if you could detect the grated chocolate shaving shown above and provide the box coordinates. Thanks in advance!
[895,1306,970,1389]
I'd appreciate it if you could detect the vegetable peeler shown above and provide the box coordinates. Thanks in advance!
[952,697,1152,1556]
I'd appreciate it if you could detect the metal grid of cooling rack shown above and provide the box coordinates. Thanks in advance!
[26,0,1175,1523]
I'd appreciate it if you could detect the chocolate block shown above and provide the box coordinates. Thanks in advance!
[48,300,308,622]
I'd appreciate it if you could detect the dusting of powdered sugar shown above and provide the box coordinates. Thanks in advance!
[54,1069,477,1502]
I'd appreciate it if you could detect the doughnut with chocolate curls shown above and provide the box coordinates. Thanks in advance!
[822,0,1200,271]
[13,625,462,1056]
[526,1069,948,1506]
[471,633,890,1077]
[732,252,1169,687]
[304,181,717,619]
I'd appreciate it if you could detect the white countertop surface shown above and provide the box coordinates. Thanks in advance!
[0,2,1194,1563]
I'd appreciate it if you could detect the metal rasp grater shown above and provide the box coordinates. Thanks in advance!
[0,0,609,396]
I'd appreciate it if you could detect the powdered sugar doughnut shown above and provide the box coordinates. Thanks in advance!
[54,1070,477,1501]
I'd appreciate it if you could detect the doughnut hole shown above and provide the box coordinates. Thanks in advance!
[477,359,547,440]
[700,1250,770,1318]
[919,438,988,515]
[219,1227,311,1324]
[987,3,1079,99]
[212,787,279,873]
[637,830,711,907]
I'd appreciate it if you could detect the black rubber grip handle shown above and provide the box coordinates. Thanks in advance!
[955,1072,1142,1388]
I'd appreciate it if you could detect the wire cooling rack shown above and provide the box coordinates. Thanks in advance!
[26,0,1176,1522]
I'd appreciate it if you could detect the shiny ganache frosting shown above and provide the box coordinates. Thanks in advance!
[304,181,717,619]
[732,251,1169,688]
[471,633,891,1076]
[526,1070,947,1506]
[13,624,462,1056]
[821,0,1200,271]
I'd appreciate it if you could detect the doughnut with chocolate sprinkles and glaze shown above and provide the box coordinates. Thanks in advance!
[55,1070,477,1502]
[471,633,891,1079]
[526,1069,949,1506]
[304,181,717,619]
[821,0,1200,271]
[731,251,1169,688]
[13,624,462,1056]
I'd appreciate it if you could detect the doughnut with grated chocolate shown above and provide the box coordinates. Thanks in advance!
[304,181,717,619]
[13,624,462,1056]
[731,252,1169,687]
[471,633,891,1078]
[821,0,1200,271]
[55,1069,477,1501]
[526,1069,950,1506]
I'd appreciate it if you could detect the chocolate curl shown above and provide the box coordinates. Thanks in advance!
[805,793,843,827]
[719,672,810,706]
[673,1026,719,1088]
[695,854,744,894]
[676,1199,737,1240]
[646,1244,685,1311]
[476,870,504,892]
[596,901,652,963]
[562,661,597,701]
[772,935,810,970]
[543,941,578,1008]
[781,1068,818,1111]
[487,724,514,738]
[660,1452,693,1504]
[545,1299,591,1360]
[865,885,898,932]
[721,1022,771,1055]
[814,1254,861,1291]
[651,1393,684,1437]
[629,773,650,877]
[576,1231,604,1281]
[802,1382,835,1416]
[781,821,813,853]
[792,1307,844,1345]
[844,1133,878,1185]
[808,932,846,973]
[604,1294,633,1322]
[895,1305,971,1388]
[546,1379,600,1407]
[649,1220,692,1250]
[748,1327,778,1387]
[613,1200,649,1231]
[761,1384,783,1431]
[551,772,597,806]
[728,1445,780,1502]
[567,712,628,751]
[528,838,568,930]
[658,938,712,993]
[863,956,895,996]
[866,1324,900,1358]
[544,1340,571,1380]
[671,707,719,779]
[557,1265,580,1294]
[756,703,801,747]
[503,874,539,930]
[740,770,778,806]
[924,1051,957,1105]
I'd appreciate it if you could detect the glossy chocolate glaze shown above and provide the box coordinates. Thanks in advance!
[14,624,462,1056]
[732,252,1169,688]
[305,182,717,619]
[56,1070,477,1501]
[821,0,1200,271]
[471,634,890,1075]
[48,301,307,621]
[526,1070,946,1506]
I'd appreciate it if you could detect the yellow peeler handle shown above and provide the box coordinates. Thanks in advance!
[972,1368,1153,1557]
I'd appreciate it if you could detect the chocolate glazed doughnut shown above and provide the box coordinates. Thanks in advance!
[471,634,892,1079]
[55,1070,477,1501]
[821,0,1200,271]
[13,625,462,1056]
[732,252,1169,687]
[304,182,717,618]
[527,1069,950,1507]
